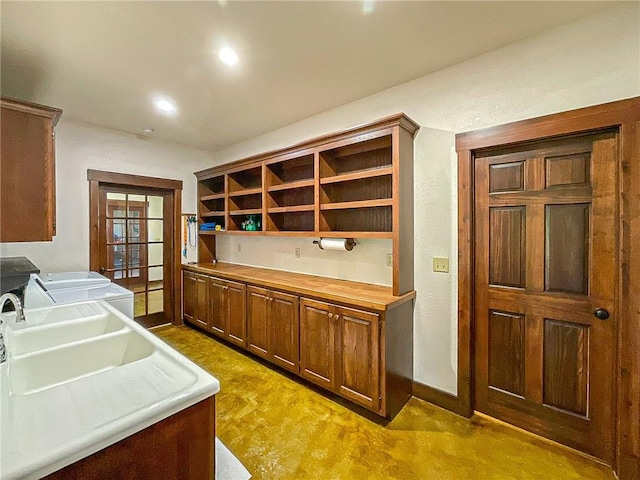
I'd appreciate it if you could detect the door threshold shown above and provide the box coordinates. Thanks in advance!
[473,411,612,469]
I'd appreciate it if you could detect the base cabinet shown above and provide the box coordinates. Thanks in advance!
[183,271,246,347]
[300,298,380,411]
[182,266,413,419]
[247,286,299,374]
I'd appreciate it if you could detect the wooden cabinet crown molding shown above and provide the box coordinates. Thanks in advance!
[1,97,62,126]
[195,113,419,180]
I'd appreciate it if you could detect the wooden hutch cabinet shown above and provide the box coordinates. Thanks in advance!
[182,114,418,419]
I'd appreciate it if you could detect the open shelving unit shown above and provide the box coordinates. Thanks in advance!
[194,113,419,295]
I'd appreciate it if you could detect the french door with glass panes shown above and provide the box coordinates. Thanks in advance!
[98,186,173,328]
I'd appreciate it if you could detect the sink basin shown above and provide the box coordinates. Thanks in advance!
[9,331,155,395]
[17,302,109,328]
[7,313,127,355]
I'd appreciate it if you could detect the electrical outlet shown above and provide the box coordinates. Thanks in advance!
[433,257,449,273]
[386,253,393,267]
[236,243,241,253]
[295,247,301,258]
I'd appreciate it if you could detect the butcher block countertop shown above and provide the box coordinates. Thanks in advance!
[182,262,415,312]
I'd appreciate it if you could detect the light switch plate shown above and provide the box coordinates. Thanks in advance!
[386,253,393,267]
[295,247,301,258]
[433,257,449,273]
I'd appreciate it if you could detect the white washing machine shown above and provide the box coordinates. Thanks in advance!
[24,272,134,318]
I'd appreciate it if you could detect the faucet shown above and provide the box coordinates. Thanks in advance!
[0,293,26,363]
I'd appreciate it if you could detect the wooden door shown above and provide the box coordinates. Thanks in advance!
[209,278,227,336]
[247,286,270,359]
[474,132,617,461]
[337,306,380,411]
[270,290,299,374]
[300,298,336,389]
[182,271,196,324]
[226,280,246,347]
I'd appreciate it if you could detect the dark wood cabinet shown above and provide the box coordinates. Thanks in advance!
[336,306,380,411]
[182,271,209,329]
[300,299,380,410]
[300,298,336,389]
[182,263,413,419]
[1,97,62,242]
[247,286,299,373]
[183,272,246,347]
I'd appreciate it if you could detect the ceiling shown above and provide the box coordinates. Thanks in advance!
[1,1,625,151]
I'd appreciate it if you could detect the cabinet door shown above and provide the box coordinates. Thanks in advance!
[225,280,246,347]
[194,274,209,329]
[208,277,227,336]
[247,286,270,360]
[337,306,380,411]
[300,298,336,390]
[182,271,197,323]
[0,105,57,242]
[270,290,299,374]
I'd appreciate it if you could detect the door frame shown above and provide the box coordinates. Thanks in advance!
[87,169,183,325]
[453,97,640,479]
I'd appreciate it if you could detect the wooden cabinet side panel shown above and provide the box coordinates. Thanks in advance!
[247,285,271,359]
[270,290,300,373]
[226,280,247,347]
[44,397,216,480]
[0,108,52,241]
[299,298,336,389]
[383,299,414,419]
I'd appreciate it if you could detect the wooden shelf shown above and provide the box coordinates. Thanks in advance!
[267,179,315,192]
[228,187,262,197]
[229,208,262,215]
[268,205,314,214]
[198,230,220,236]
[200,193,225,201]
[194,113,419,295]
[320,166,393,185]
[321,199,393,210]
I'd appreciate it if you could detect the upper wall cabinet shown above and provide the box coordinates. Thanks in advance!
[1,97,62,242]
[195,114,419,295]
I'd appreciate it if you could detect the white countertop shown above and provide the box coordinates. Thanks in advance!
[0,301,220,479]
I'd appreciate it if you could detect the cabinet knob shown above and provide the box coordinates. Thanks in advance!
[334,315,340,321]
[328,313,333,318]
[593,308,610,320]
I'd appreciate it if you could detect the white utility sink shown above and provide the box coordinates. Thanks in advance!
[6,312,126,355]
[1,300,220,480]
[9,330,155,395]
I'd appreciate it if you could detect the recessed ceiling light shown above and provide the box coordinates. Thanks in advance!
[153,96,177,116]
[142,127,155,134]
[363,0,375,14]
[219,46,239,66]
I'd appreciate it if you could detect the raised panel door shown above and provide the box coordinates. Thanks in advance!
[270,290,299,374]
[337,306,380,411]
[208,278,227,336]
[182,271,196,323]
[299,298,336,390]
[194,274,209,329]
[226,280,246,347]
[474,133,617,462]
[247,286,270,359]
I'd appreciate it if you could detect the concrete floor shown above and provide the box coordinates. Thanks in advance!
[154,325,614,480]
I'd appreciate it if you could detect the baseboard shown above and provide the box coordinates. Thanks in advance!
[412,381,469,417]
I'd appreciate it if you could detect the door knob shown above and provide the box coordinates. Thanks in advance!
[593,308,610,320]
[99,267,106,274]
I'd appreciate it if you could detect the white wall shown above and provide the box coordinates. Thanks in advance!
[0,120,213,273]
[210,5,640,394]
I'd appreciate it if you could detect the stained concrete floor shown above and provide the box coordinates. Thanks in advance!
[154,325,615,480]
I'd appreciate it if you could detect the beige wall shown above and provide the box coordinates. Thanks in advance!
[0,120,213,273]
[210,5,640,393]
